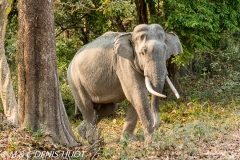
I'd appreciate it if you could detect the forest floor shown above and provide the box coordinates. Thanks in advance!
[98,119,240,159]
[0,102,239,160]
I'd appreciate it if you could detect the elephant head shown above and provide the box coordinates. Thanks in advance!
[114,24,183,129]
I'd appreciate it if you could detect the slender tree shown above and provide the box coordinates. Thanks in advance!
[147,0,157,17]
[17,0,77,146]
[135,0,148,24]
[0,0,18,126]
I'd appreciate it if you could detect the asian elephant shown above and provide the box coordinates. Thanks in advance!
[67,24,183,143]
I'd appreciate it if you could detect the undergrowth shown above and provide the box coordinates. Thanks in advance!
[98,97,240,159]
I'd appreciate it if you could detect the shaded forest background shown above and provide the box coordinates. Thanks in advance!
[4,0,239,117]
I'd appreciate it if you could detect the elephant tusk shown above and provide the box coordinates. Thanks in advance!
[145,77,167,98]
[166,76,180,99]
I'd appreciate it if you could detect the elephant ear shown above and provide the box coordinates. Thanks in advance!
[114,33,134,61]
[165,32,183,60]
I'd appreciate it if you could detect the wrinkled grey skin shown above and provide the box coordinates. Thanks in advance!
[67,24,182,143]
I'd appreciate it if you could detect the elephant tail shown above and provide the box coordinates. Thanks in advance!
[67,62,79,115]
[75,104,80,115]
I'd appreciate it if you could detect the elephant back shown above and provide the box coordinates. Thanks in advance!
[75,32,122,55]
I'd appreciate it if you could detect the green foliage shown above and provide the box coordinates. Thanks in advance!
[119,132,131,159]
[6,0,15,16]
[4,5,18,94]
[7,134,19,152]
[0,104,3,113]
[54,0,240,68]
[102,147,116,158]
[99,0,135,21]
[5,2,18,66]
[163,0,240,65]
[181,76,240,106]
[4,31,17,68]
[56,38,80,76]
[193,32,239,73]
[60,81,78,120]
[25,124,33,133]
[32,126,46,141]
[25,124,46,141]
[56,38,82,120]
[54,0,122,42]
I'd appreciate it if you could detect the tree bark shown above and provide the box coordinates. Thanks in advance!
[18,0,77,146]
[135,0,148,24]
[0,0,18,126]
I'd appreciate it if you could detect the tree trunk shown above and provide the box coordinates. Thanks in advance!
[147,0,156,17]
[162,0,168,21]
[18,0,77,146]
[63,30,69,39]
[112,15,126,32]
[135,0,148,24]
[0,0,18,126]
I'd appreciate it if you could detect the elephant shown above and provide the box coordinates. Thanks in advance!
[67,24,183,143]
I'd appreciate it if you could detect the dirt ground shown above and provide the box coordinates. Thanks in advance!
[158,129,240,160]
[0,122,240,159]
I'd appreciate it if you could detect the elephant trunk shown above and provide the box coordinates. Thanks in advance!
[148,75,165,129]
[151,95,160,129]
[145,75,180,128]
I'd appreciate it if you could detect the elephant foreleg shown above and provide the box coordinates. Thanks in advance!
[121,104,138,141]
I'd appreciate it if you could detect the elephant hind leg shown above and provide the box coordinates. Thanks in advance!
[76,101,100,144]
[69,81,99,143]
[94,103,118,123]
[69,83,96,123]
[74,98,99,143]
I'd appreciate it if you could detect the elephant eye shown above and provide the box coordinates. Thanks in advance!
[140,34,146,41]
[140,47,147,55]
[158,33,164,41]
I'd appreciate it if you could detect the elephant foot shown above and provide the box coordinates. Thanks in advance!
[143,134,155,146]
[76,120,101,144]
[85,125,100,144]
[76,120,88,139]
